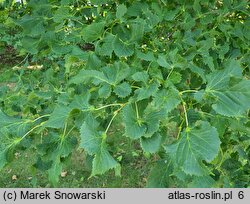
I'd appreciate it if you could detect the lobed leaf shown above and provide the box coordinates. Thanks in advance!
[165,121,220,176]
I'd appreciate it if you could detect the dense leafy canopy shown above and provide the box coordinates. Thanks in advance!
[0,0,249,187]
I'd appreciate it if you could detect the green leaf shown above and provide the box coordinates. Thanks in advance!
[130,19,145,42]
[136,51,155,62]
[90,0,111,4]
[80,115,102,155]
[152,88,180,113]
[164,9,178,21]
[82,22,105,42]
[71,46,90,60]
[102,62,130,85]
[21,37,40,54]
[140,133,162,153]
[134,82,159,101]
[165,121,220,175]
[203,55,214,71]
[69,70,109,85]
[208,80,250,117]
[206,59,242,91]
[80,115,119,176]
[189,64,206,82]
[116,4,127,20]
[0,110,30,137]
[48,157,62,187]
[85,53,102,70]
[91,145,119,176]
[58,137,78,158]
[53,7,71,23]
[45,105,72,129]
[218,43,230,60]
[96,33,115,56]
[132,71,149,83]
[18,15,44,36]
[205,60,250,117]
[0,110,22,128]
[123,103,164,139]
[147,160,173,187]
[157,55,171,69]
[123,104,146,139]
[0,128,23,170]
[188,176,215,188]
[143,108,164,138]
[69,93,90,111]
[38,135,74,187]
[114,82,132,98]
[113,37,134,57]
[98,84,111,98]
[168,71,182,84]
